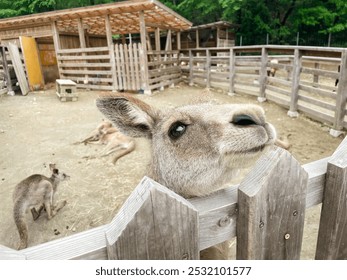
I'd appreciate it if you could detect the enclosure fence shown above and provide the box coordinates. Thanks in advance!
[1,136,346,260]
[180,45,347,136]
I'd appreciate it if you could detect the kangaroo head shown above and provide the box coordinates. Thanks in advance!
[49,163,70,182]
[96,94,276,197]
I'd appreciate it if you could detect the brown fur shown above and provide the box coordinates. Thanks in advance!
[12,164,69,250]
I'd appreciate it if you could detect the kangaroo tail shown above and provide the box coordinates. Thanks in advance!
[13,201,28,250]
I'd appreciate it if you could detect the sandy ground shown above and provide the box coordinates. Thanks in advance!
[0,84,343,259]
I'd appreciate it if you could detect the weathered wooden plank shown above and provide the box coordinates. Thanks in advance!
[288,48,302,115]
[57,55,111,61]
[59,62,111,68]
[76,84,113,90]
[105,177,199,260]
[8,43,30,95]
[21,225,108,260]
[60,69,112,75]
[124,44,131,90]
[297,103,334,125]
[66,76,113,83]
[133,43,141,90]
[333,50,347,131]
[57,46,109,54]
[316,136,347,259]
[237,146,309,260]
[105,14,118,92]
[0,46,13,94]
[266,93,290,108]
[266,84,291,96]
[298,94,335,111]
[114,44,123,90]
[139,11,150,94]
[128,43,135,91]
[258,47,268,100]
[299,83,337,99]
[301,67,340,79]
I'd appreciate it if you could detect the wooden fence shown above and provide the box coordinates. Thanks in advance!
[147,50,181,91]
[180,45,347,135]
[55,43,182,93]
[1,135,346,260]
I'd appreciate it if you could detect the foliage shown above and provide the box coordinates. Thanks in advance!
[1,0,346,46]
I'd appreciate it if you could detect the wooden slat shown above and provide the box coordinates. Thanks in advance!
[8,43,30,95]
[298,94,335,111]
[57,46,109,54]
[105,177,199,260]
[133,43,141,90]
[289,49,302,113]
[237,147,308,260]
[57,54,110,60]
[299,83,337,99]
[76,84,113,90]
[59,62,111,68]
[297,103,334,124]
[60,69,112,75]
[316,137,347,259]
[301,67,339,79]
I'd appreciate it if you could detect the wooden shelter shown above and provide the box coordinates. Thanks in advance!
[0,0,192,94]
[180,21,237,49]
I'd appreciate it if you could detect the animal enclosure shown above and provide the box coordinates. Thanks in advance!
[1,135,346,260]
[180,45,347,136]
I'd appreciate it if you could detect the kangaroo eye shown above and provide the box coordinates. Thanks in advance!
[168,122,187,140]
[232,114,257,126]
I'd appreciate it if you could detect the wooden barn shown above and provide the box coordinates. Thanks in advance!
[0,0,192,94]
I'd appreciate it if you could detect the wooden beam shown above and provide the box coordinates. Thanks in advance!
[155,27,161,51]
[176,31,181,50]
[332,50,347,132]
[105,14,118,92]
[288,48,302,117]
[258,47,268,102]
[139,10,150,94]
[316,137,347,259]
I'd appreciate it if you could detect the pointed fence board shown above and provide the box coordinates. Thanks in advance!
[8,43,30,95]
[105,177,199,260]
[316,136,347,260]
[237,146,308,260]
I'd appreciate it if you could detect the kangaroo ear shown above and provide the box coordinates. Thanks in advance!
[96,94,159,139]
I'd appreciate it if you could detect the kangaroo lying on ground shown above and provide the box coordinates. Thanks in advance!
[96,93,278,258]
[13,164,69,250]
[75,121,135,164]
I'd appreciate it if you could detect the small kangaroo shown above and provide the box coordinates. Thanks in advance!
[13,164,69,250]
[75,121,135,164]
[96,93,278,259]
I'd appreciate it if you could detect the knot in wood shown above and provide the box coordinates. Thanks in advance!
[292,210,298,216]
[259,221,265,228]
[284,233,290,240]
[218,216,231,227]
[182,253,189,260]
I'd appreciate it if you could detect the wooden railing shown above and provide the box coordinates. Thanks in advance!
[147,50,181,91]
[180,45,347,135]
[1,136,346,260]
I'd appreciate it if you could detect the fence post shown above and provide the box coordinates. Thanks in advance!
[189,50,194,86]
[288,48,302,117]
[315,136,347,259]
[258,47,268,102]
[237,146,308,259]
[206,49,211,88]
[105,14,118,92]
[330,50,347,137]
[228,48,236,96]
[105,177,199,260]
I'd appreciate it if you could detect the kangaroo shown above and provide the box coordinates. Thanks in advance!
[96,93,277,258]
[13,164,69,250]
[76,121,135,164]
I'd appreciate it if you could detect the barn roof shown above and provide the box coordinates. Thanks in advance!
[0,0,192,37]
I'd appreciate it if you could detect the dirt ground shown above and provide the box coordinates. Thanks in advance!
[0,84,344,259]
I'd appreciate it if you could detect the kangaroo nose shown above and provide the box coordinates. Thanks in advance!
[232,114,258,126]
